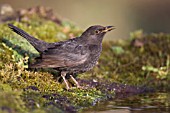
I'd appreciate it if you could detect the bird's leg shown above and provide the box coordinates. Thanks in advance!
[61,72,70,90]
[70,75,81,88]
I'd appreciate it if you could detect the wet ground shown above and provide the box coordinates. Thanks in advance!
[82,91,170,113]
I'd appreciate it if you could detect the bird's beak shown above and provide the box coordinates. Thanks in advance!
[102,26,115,33]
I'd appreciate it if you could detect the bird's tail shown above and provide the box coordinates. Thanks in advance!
[8,24,50,53]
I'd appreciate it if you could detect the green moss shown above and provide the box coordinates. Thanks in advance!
[92,33,170,87]
[59,88,105,107]
[0,90,27,113]
[0,15,108,112]
[0,11,169,113]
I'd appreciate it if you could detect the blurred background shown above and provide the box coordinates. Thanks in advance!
[0,0,170,40]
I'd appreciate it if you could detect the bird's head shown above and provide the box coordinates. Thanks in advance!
[81,25,115,44]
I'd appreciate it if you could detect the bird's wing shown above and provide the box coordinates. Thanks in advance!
[30,41,89,68]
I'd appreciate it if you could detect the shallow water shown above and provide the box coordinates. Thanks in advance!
[82,91,170,113]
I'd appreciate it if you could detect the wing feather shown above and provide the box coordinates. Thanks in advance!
[30,42,89,68]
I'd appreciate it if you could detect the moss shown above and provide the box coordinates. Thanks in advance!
[0,8,169,113]
[0,90,27,113]
[80,32,170,89]
[0,15,111,112]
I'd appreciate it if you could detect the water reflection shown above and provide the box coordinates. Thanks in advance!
[83,92,170,113]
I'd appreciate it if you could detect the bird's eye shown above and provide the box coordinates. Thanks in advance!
[95,30,100,34]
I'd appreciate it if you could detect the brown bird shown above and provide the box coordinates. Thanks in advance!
[8,24,114,90]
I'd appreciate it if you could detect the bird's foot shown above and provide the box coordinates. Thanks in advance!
[65,84,70,90]
[70,75,81,87]
[69,75,88,89]
[61,72,70,90]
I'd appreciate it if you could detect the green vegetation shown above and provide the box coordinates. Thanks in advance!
[0,11,169,113]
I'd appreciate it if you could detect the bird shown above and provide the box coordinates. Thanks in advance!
[8,23,114,90]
